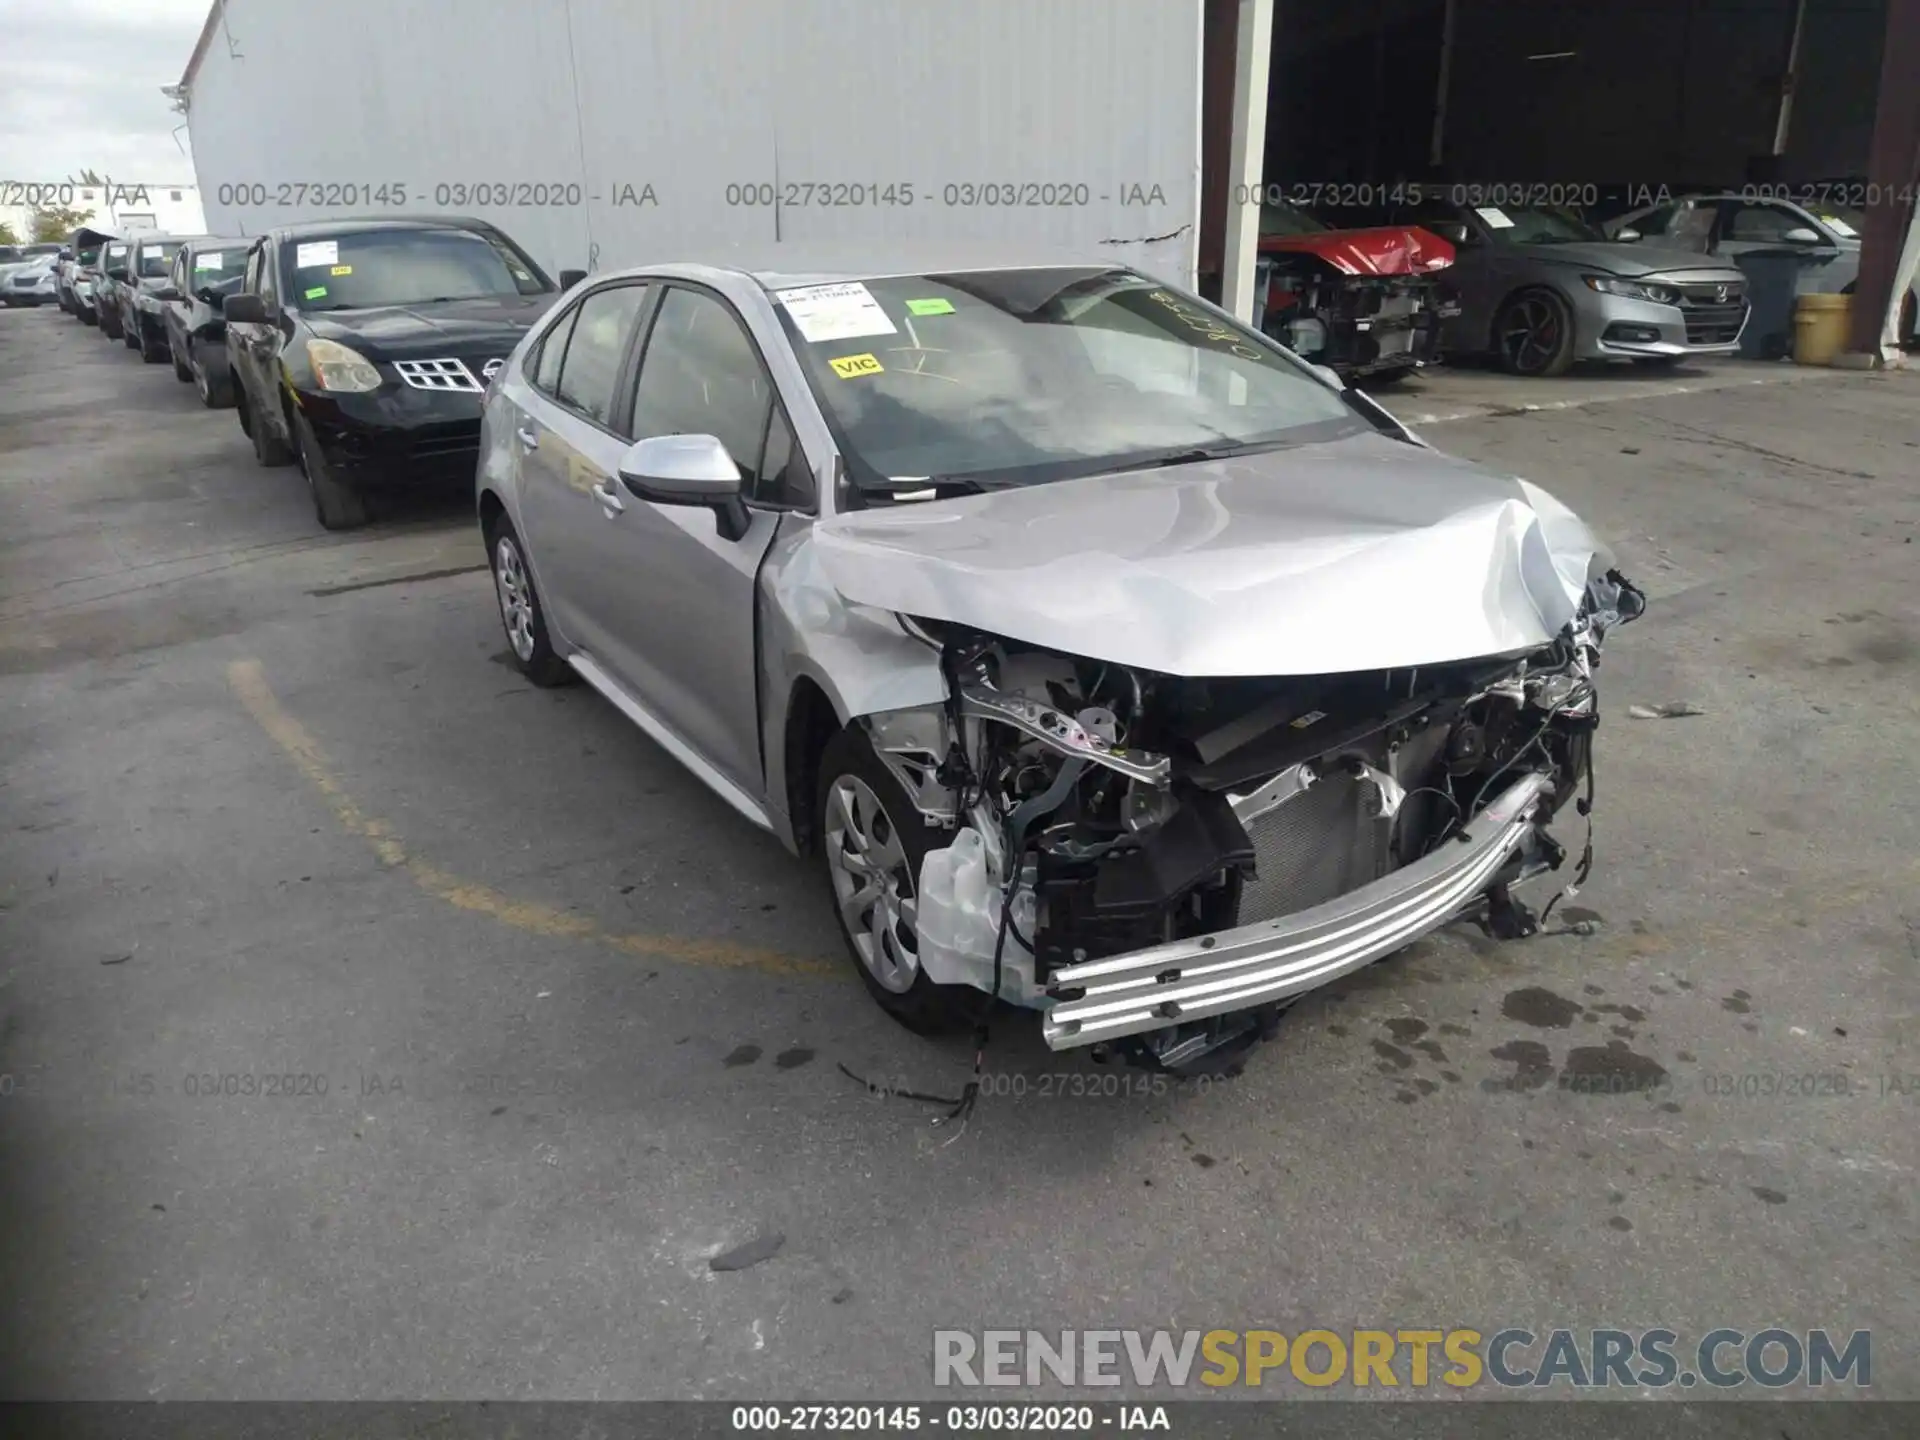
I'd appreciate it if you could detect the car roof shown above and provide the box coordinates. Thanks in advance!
[265,215,503,243]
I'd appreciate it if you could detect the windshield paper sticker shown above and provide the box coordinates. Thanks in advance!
[303,286,328,301]
[775,282,898,343]
[1820,216,1857,238]
[905,297,955,316]
[194,252,223,270]
[294,240,339,268]
[829,353,884,378]
[1476,206,1515,228]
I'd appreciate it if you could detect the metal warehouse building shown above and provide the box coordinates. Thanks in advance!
[172,0,1920,353]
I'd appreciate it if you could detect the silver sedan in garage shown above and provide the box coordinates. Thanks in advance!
[474,255,1642,1073]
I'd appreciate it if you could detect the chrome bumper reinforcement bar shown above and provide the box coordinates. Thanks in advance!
[1040,771,1555,1051]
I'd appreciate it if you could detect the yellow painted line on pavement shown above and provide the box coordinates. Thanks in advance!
[227,658,840,979]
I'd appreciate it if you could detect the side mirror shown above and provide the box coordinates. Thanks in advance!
[617,434,749,539]
[559,268,587,290]
[1614,227,1642,242]
[196,285,221,306]
[223,292,267,324]
[156,286,180,303]
[1782,227,1824,246]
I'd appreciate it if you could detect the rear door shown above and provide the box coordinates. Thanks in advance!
[509,280,653,670]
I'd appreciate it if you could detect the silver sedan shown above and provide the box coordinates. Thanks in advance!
[475,255,1643,1072]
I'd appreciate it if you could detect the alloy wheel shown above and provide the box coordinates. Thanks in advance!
[493,535,537,662]
[1500,296,1562,374]
[824,775,920,993]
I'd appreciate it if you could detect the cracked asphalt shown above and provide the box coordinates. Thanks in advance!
[1,305,1917,1412]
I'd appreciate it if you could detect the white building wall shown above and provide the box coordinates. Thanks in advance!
[184,0,1202,284]
[3,183,205,242]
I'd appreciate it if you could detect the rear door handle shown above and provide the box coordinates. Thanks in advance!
[591,479,625,515]
[516,425,539,450]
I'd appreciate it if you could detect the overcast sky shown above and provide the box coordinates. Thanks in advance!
[0,0,209,186]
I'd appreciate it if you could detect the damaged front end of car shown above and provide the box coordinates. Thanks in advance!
[851,572,1644,1072]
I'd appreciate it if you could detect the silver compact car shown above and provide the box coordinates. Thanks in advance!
[1336,199,1750,375]
[476,258,1644,1071]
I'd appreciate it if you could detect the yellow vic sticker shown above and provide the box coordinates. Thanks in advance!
[330,265,353,276]
[830,353,884,378]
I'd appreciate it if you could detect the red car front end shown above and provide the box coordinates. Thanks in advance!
[1255,204,1458,380]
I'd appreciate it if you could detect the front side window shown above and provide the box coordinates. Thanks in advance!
[630,287,776,485]
[104,242,128,275]
[773,267,1361,493]
[551,284,649,428]
[1725,203,1802,243]
[279,227,552,312]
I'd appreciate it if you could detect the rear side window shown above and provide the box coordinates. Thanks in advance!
[552,283,649,428]
[530,305,581,395]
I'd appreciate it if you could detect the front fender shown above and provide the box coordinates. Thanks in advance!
[758,515,947,850]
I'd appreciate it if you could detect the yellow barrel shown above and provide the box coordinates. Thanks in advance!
[1791,292,1852,366]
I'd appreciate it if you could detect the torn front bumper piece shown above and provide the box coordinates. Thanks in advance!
[1040,771,1556,1051]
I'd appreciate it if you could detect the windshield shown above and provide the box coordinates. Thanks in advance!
[280,228,551,310]
[188,245,245,284]
[774,268,1363,492]
[1476,205,1602,244]
[77,246,100,265]
[103,243,128,269]
[1259,203,1329,237]
[0,247,18,263]
[138,242,181,277]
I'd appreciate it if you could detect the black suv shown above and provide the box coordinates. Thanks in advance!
[223,216,569,530]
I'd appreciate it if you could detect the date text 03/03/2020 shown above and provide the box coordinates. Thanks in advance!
[209,181,660,209]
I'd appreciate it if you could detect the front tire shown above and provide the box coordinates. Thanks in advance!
[170,336,193,381]
[1494,289,1576,377]
[817,726,978,1034]
[485,516,573,687]
[197,349,234,408]
[138,323,165,363]
[291,410,368,531]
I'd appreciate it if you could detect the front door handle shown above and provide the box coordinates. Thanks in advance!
[516,425,539,450]
[591,479,625,516]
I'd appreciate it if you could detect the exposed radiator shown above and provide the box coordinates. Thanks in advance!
[1236,767,1393,926]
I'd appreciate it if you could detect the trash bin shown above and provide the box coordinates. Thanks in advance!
[1732,248,1807,360]
[1792,292,1852,366]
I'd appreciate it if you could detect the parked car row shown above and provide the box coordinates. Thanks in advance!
[48,214,574,529]
[1258,194,1756,378]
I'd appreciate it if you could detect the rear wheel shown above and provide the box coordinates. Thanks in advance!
[138,322,165,363]
[291,409,368,530]
[485,516,573,687]
[817,726,978,1034]
[122,314,141,349]
[1494,289,1576,376]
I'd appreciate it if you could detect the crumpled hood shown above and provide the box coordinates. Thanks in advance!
[813,433,1607,677]
[1259,226,1455,276]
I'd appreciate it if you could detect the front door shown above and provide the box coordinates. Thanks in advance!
[592,282,787,795]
